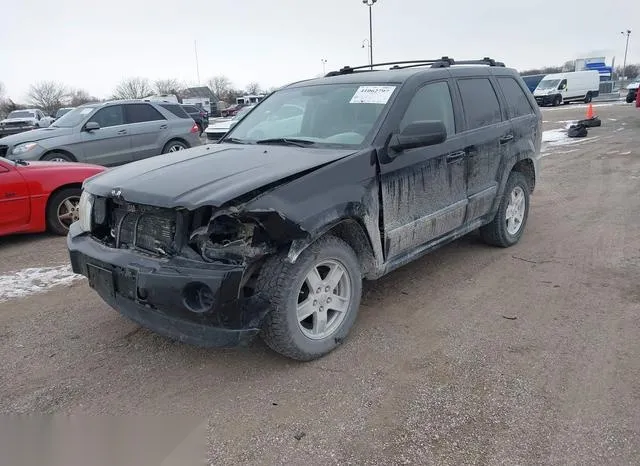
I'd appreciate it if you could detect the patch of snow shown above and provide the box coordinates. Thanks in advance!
[0,265,84,303]
[608,118,617,121]
[620,151,631,155]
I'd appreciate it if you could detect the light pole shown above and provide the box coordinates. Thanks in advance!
[321,58,327,75]
[362,0,378,69]
[621,29,631,83]
[362,39,370,64]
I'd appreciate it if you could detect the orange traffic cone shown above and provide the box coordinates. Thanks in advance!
[586,103,594,119]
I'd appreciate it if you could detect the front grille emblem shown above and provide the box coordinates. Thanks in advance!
[111,188,123,200]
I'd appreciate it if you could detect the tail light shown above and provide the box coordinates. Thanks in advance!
[190,123,199,133]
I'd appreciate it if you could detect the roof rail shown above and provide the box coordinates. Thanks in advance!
[325,57,505,76]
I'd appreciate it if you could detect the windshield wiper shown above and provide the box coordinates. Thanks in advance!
[255,138,316,148]
[223,137,250,144]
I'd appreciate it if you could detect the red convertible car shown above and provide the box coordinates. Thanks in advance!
[0,156,105,237]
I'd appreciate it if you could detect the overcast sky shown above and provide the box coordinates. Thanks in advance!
[1,0,637,101]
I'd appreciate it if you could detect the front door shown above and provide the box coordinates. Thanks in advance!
[456,77,511,221]
[0,163,30,233]
[123,103,169,161]
[80,104,132,166]
[380,80,467,260]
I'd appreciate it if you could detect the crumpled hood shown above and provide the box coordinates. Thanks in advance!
[85,143,357,209]
[0,126,73,144]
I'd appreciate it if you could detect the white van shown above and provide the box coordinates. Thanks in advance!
[533,71,600,106]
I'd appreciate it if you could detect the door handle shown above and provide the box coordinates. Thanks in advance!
[160,124,168,130]
[500,134,514,144]
[446,151,466,164]
[117,129,127,135]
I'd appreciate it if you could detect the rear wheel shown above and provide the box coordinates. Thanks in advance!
[46,188,81,235]
[42,152,73,162]
[256,235,362,361]
[162,140,188,153]
[480,172,530,248]
[584,92,592,104]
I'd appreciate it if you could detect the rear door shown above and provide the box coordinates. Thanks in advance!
[455,75,512,222]
[124,103,169,161]
[0,162,30,233]
[80,104,132,166]
[379,79,468,260]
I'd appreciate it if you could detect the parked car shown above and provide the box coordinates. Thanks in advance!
[0,100,201,166]
[625,80,639,103]
[55,107,75,120]
[533,71,600,106]
[0,109,54,137]
[68,57,540,361]
[0,156,104,236]
[220,104,247,118]
[204,105,255,141]
[181,104,209,134]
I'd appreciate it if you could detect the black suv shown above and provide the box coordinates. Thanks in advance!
[181,105,208,134]
[68,57,541,361]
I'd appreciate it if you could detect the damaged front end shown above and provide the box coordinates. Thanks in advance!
[67,195,308,347]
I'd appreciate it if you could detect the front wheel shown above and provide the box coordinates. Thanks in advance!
[553,95,562,107]
[42,151,73,162]
[256,235,362,361]
[480,172,530,248]
[46,188,81,235]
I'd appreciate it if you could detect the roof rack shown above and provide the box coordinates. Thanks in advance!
[325,57,505,76]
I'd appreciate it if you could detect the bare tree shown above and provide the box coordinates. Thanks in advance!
[206,75,232,100]
[245,82,262,95]
[112,77,153,100]
[154,78,183,95]
[28,81,68,115]
[68,89,98,106]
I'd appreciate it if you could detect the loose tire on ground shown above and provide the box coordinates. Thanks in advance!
[255,235,362,361]
[162,140,188,153]
[480,172,530,248]
[41,152,73,162]
[46,187,82,235]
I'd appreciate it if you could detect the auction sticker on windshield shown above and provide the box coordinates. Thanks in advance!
[350,86,396,105]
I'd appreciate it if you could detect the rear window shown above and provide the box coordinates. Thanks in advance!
[183,106,199,113]
[160,104,191,119]
[497,77,534,118]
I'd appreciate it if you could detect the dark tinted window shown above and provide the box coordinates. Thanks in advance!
[457,78,502,130]
[124,104,166,123]
[183,106,198,113]
[88,105,124,128]
[160,104,190,118]
[498,77,534,118]
[400,81,455,135]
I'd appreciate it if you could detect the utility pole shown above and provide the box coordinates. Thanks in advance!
[621,30,631,83]
[194,40,201,85]
[362,0,378,69]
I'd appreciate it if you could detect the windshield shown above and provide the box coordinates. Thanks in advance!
[51,106,98,128]
[232,106,254,120]
[7,111,35,119]
[537,79,561,90]
[225,83,396,147]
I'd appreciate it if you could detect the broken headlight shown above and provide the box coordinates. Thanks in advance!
[77,191,94,232]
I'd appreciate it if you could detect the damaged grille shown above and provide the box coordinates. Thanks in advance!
[109,202,177,255]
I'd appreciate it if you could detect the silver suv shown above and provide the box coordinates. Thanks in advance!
[0,100,202,165]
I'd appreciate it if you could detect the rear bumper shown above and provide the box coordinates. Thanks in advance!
[67,223,263,347]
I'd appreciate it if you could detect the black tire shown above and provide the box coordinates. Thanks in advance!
[256,235,362,361]
[584,92,592,104]
[162,140,188,153]
[553,95,562,107]
[480,172,530,248]
[41,151,73,162]
[626,96,634,104]
[46,187,81,235]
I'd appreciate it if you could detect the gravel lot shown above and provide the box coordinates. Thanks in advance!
[1,102,639,465]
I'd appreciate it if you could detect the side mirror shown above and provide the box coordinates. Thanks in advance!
[84,121,100,132]
[389,120,447,153]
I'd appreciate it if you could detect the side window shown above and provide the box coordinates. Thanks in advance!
[159,104,190,119]
[457,78,502,130]
[497,77,534,118]
[88,105,125,128]
[559,79,567,90]
[124,104,166,124]
[36,111,42,120]
[400,81,456,136]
